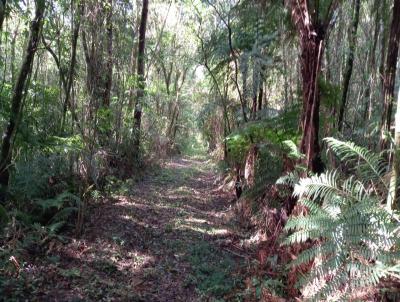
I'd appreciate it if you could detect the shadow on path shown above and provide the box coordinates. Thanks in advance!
[37,157,244,301]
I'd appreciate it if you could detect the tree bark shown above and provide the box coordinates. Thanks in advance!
[362,0,380,122]
[381,0,400,145]
[338,0,361,132]
[103,0,113,108]
[257,83,263,112]
[287,0,337,173]
[0,0,45,187]
[61,2,84,132]
[0,0,6,32]
[387,85,400,210]
[299,37,324,173]
[132,0,149,156]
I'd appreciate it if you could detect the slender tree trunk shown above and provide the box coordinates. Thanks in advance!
[0,0,45,188]
[172,111,179,141]
[228,22,247,122]
[363,0,380,122]
[299,37,324,173]
[338,0,361,132]
[257,82,263,112]
[132,0,149,156]
[0,0,6,32]
[251,65,258,120]
[60,2,83,132]
[207,0,248,122]
[387,85,400,210]
[381,0,400,146]
[252,93,257,118]
[283,41,289,110]
[128,1,141,110]
[103,0,113,108]
[10,21,20,84]
[379,0,389,94]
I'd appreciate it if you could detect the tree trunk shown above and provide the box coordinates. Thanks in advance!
[257,82,263,112]
[0,0,45,188]
[103,0,113,108]
[10,20,20,84]
[252,93,257,119]
[287,0,332,173]
[0,0,6,32]
[299,37,324,173]
[381,0,400,146]
[132,0,149,156]
[338,0,361,132]
[362,0,380,123]
[283,41,289,110]
[379,0,389,90]
[60,2,83,132]
[387,85,400,210]
[206,0,247,123]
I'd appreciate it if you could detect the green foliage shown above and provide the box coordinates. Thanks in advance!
[226,106,300,163]
[186,241,240,298]
[244,143,284,201]
[11,154,70,201]
[42,135,84,154]
[325,137,388,191]
[283,138,400,301]
[3,190,80,232]
[319,78,341,110]
[282,139,304,160]
[0,204,9,232]
[35,191,80,224]
[97,107,114,134]
[250,277,286,299]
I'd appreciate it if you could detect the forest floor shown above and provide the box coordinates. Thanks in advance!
[10,157,255,301]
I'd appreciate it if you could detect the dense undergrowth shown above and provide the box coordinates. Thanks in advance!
[216,105,400,301]
[2,0,400,301]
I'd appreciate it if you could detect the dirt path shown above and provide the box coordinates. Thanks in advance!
[36,157,246,301]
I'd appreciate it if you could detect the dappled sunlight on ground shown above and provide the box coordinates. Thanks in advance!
[24,156,241,301]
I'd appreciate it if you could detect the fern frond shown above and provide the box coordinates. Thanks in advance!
[282,140,304,160]
[293,170,341,202]
[284,141,398,300]
[276,170,301,187]
[285,214,331,232]
[324,137,387,191]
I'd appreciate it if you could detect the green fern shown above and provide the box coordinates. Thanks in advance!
[324,137,388,191]
[282,140,305,160]
[283,138,400,301]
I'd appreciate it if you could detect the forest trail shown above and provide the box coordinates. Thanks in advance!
[39,157,246,301]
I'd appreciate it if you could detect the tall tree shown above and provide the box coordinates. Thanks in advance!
[132,0,149,155]
[62,2,84,132]
[338,0,361,132]
[104,0,113,108]
[0,0,6,32]
[286,0,339,173]
[381,0,400,145]
[0,0,45,188]
[81,0,114,145]
[388,85,400,210]
[42,2,84,133]
[206,0,248,123]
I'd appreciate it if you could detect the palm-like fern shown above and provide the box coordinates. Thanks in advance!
[282,138,400,301]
